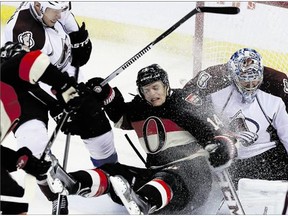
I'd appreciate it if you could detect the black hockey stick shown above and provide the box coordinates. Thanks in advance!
[55,62,81,215]
[100,6,240,86]
[40,109,71,161]
[124,134,147,166]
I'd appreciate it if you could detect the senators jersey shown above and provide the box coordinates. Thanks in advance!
[1,50,73,141]
[184,64,288,112]
[105,88,227,168]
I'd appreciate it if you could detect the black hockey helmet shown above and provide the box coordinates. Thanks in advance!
[0,41,30,64]
[136,64,170,98]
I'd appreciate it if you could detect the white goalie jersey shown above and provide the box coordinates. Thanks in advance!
[210,84,288,159]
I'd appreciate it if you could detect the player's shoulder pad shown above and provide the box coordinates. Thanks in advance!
[19,50,50,84]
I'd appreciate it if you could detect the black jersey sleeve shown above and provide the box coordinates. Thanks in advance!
[262,66,288,112]
[1,146,18,172]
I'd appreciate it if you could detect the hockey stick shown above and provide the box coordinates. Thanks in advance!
[214,170,245,215]
[40,109,71,161]
[56,63,80,214]
[100,6,239,86]
[124,134,146,166]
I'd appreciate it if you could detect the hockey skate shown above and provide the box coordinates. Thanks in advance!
[46,154,80,195]
[46,154,79,215]
[110,175,155,215]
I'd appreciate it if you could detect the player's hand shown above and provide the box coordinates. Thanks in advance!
[51,72,88,110]
[86,77,115,105]
[16,147,51,179]
[205,135,237,170]
[69,22,92,67]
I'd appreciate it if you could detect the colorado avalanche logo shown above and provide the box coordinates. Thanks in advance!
[229,110,259,146]
[55,36,72,70]
[197,71,211,89]
[18,31,35,48]
[283,78,288,94]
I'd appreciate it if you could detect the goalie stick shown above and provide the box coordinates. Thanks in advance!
[100,6,240,87]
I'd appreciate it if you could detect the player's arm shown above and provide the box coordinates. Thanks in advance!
[1,145,51,178]
[85,77,134,130]
[63,4,92,67]
[179,91,237,169]
[183,63,231,96]
[262,66,288,112]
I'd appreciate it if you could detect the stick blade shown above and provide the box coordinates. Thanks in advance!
[199,6,240,15]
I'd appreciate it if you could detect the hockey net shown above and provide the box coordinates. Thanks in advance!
[192,1,288,75]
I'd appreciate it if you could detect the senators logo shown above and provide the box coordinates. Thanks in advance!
[185,93,202,106]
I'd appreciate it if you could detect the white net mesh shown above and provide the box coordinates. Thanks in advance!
[195,1,288,74]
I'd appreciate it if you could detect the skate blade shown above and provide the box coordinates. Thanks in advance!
[110,176,143,215]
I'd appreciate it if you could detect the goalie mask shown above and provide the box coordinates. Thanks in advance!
[136,64,170,98]
[0,42,30,64]
[228,48,264,104]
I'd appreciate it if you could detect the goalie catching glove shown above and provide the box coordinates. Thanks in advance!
[205,135,237,170]
[69,22,92,67]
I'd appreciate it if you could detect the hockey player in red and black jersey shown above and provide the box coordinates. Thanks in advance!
[49,64,236,214]
[43,63,239,214]
[207,48,288,187]
[0,41,86,214]
[4,2,118,213]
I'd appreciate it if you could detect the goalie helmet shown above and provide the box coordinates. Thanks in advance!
[0,42,30,64]
[136,64,170,98]
[228,48,264,104]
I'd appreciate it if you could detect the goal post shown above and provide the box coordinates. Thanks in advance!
[192,1,288,76]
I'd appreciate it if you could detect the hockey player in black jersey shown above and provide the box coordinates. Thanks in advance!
[0,41,87,214]
[46,64,239,214]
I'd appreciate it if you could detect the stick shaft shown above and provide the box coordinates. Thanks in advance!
[40,110,70,161]
[214,170,245,215]
[124,134,146,166]
[100,6,239,86]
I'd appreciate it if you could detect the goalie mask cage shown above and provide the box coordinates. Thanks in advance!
[192,1,288,76]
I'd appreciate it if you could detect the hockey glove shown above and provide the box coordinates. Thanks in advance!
[205,135,237,170]
[50,94,103,135]
[86,77,115,105]
[69,22,92,67]
[16,147,51,179]
[50,72,88,110]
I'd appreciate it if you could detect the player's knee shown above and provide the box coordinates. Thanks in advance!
[90,152,118,167]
